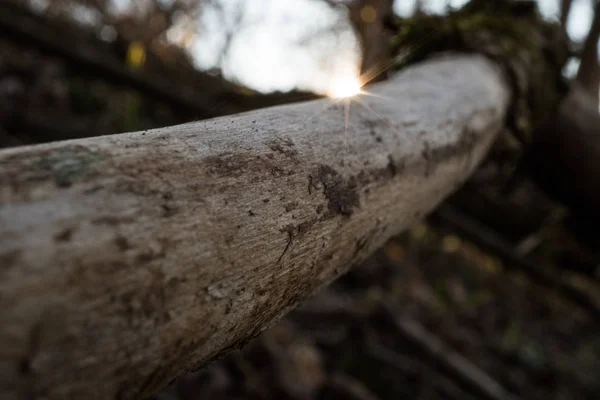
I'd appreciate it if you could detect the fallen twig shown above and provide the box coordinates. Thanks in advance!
[381,301,518,400]
[431,205,600,319]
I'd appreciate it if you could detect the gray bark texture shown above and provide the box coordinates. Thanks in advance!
[0,55,509,400]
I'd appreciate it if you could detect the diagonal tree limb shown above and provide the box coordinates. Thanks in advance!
[0,2,315,124]
[0,55,509,400]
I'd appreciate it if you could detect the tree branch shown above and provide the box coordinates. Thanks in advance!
[0,2,315,125]
[0,55,509,400]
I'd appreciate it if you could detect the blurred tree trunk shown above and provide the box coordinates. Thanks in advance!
[348,0,394,81]
[527,0,600,230]
[574,0,600,107]
[560,0,573,27]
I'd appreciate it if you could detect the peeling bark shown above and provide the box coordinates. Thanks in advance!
[0,55,509,400]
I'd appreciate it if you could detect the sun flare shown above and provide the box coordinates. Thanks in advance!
[326,76,363,99]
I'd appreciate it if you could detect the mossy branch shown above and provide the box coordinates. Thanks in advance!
[387,0,570,145]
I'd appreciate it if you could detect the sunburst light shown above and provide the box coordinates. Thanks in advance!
[326,75,363,99]
[317,58,402,147]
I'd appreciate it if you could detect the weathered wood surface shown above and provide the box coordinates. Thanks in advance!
[0,55,509,400]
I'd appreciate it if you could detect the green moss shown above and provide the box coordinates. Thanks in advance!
[37,145,105,187]
[390,1,543,67]
[388,0,570,144]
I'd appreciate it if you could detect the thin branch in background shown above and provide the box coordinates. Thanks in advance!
[431,206,600,319]
[0,2,318,141]
[574,0,600,107]
[381,301,518,400]
[0,3,218,117]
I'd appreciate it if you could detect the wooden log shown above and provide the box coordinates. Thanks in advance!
[0,55,509,400]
